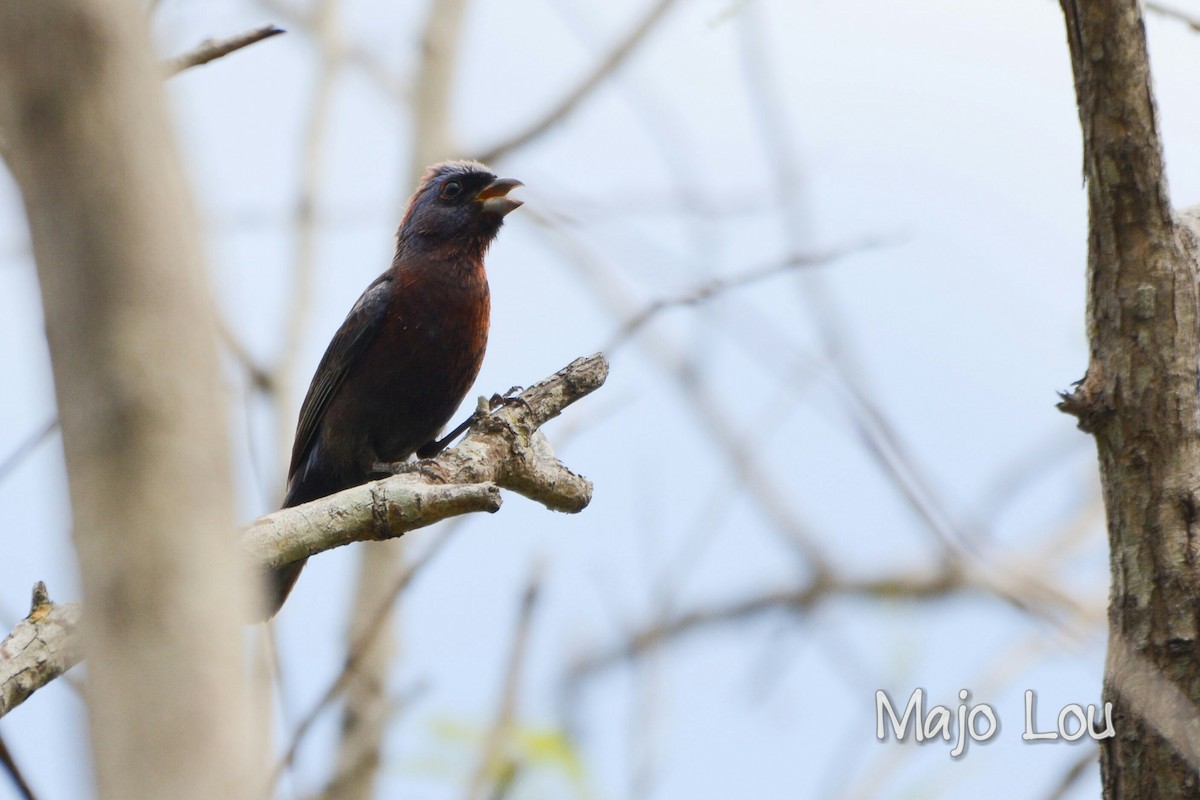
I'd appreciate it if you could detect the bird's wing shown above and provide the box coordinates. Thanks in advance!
[287,272,393,481]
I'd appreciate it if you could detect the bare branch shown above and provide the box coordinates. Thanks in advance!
[568,569,965,682]
[1145,2,1200,32]
[245,480,499,569]
[276,529,456,784]
[390,353,606,513]
[0,584,82,720]
[247,353,604,570]
[163,24,285,76]
[256,0,409,102]
[274,354,605,783]
[0,418,58,487]
[463,569,542,800]
[409,0,468,174]
[474,0,682,164]
[526,211,832,568]
[1044,746,1098,800]
[606,239,890,352]
[0,729,37,800]
[1,355,605,716]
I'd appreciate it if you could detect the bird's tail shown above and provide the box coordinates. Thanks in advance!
[258,480,311,619]
[261,559,307,619]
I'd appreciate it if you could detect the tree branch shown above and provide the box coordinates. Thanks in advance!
[473,0,681,165]
[463,569,542,800]
[0,584,82,723]
[0,354,606,718]
[605,239,891,353]
[163,24,286,76]
[1145,2,1200,32]
[275,529,455,785]
[0,418,59,487]
[1057,1,1200,795]
[245,480,500,569]
[0,727,37,800]
[0,2,263,796]
[565,568,967,682]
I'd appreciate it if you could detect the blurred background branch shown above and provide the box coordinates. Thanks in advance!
[163,23,285,75]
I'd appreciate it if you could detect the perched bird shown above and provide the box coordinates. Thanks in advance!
[267,160,523,616]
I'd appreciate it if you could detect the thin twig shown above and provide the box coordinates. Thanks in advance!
[463,568,542,800]
[605,239,890,352]
[474,0,682,164]
[1044,746,1098,800]
[216,315,274,394]
[1146,1,1200,31]
[566,569,964,682]
[736,3,983,573]
[256,0,409,101]
[0,730,36,800]
[273,527,457,782]
[163,24,285,76]
[526,208,831,571]
[0,418,58,487]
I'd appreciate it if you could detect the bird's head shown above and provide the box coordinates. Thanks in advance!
[396,160,523,257]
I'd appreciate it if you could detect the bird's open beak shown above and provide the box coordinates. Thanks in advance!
[476,177,524,217]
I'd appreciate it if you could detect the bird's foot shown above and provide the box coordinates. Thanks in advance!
[413,387,530,460]
[489,389,531,416]
[372,459,447,483]
[415,407,485,458]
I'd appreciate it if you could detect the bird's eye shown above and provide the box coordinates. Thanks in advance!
[441,180,463,200]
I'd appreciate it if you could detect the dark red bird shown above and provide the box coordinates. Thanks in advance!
[268,160,523,616]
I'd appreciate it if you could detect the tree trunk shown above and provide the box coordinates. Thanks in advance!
[0,2,262,797]
[1058,1,1200,796]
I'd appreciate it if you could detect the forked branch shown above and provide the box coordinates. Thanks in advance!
[0,354,607,720]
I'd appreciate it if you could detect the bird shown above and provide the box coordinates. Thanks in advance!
[266,160,523,617]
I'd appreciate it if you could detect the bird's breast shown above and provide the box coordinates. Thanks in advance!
[348,262,490,462]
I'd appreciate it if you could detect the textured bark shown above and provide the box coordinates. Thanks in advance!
[0,2,261,797]
[245,479,502,570]
[1057,1,1200,795]
[0,586,82,720]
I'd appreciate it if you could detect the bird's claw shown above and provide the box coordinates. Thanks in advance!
[489,391,529,414]
[372,459,446,483]
[413,386,530,460]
